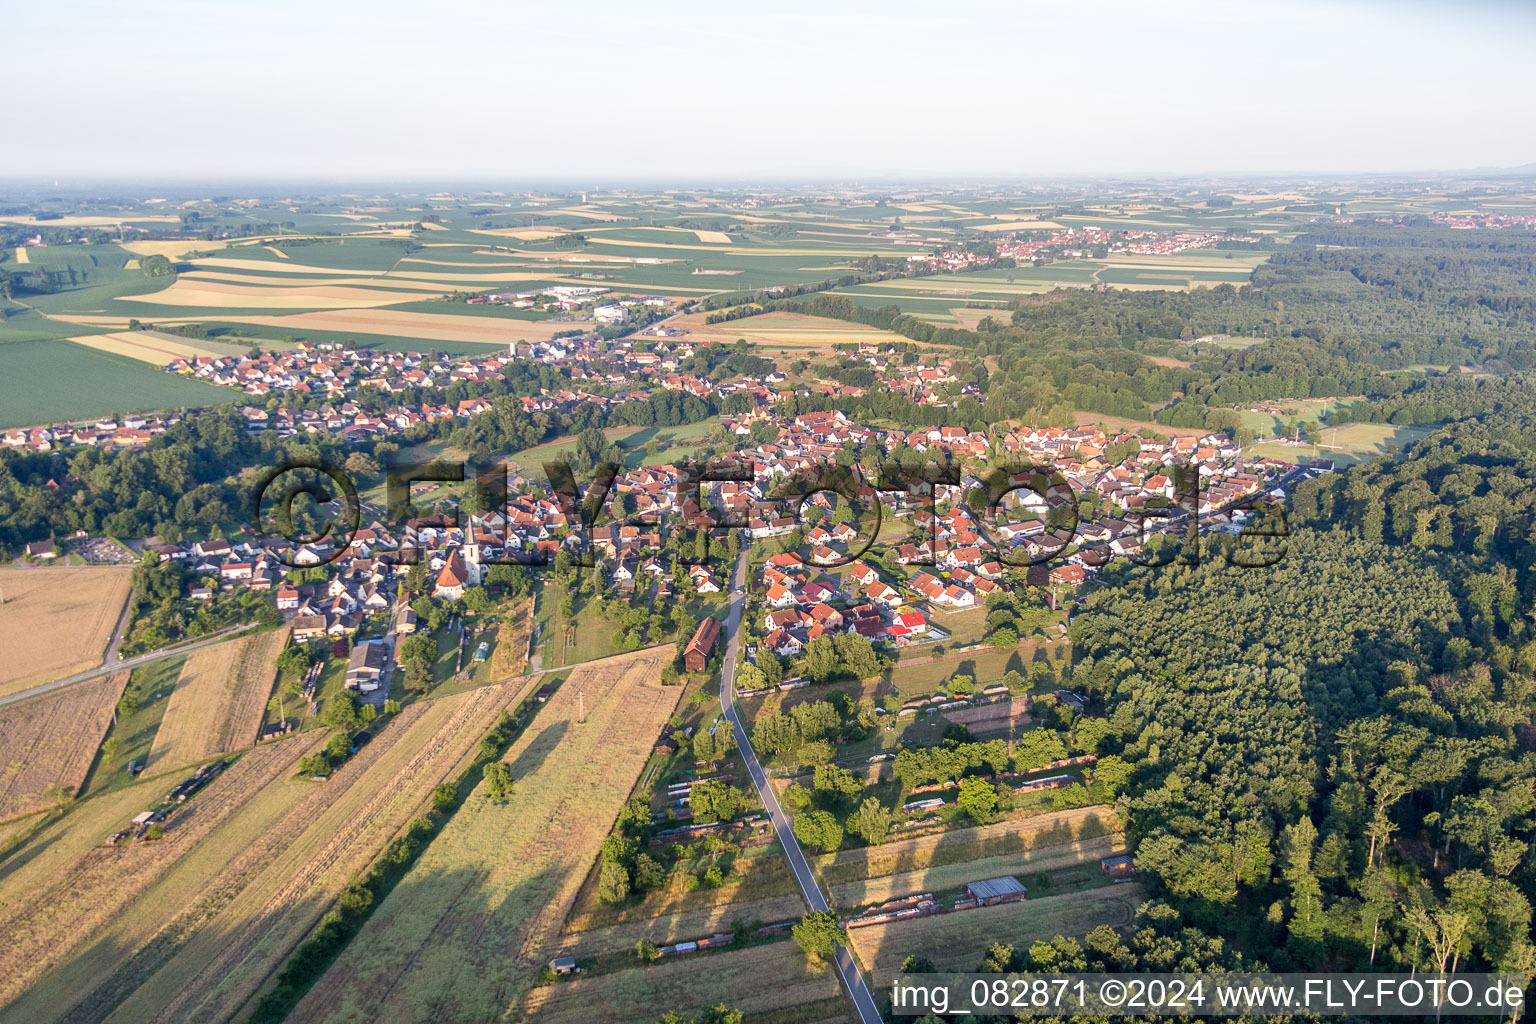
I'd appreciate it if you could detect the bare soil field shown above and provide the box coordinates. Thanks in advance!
[293,648,679,1024]
[9,680,533,1024]
[520,940,846,1024]
[146,630,287,772]
[851,883,1147,974]
[0,672,127,822]
[0,568,130,698]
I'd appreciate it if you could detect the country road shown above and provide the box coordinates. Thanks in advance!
[0,620,260,710]
[717,548,884,1024]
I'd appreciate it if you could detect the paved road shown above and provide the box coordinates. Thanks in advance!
[716,549,884,1024]
[0,620,260,710]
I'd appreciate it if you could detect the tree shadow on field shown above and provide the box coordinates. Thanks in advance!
[508,719,569,783]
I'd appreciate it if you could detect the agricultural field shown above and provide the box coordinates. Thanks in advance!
[673,310,907,355]
[145,630,289,772]
[850,883,1148,974]
[0,739,314,1011]
[0,672,127,822]
[813,805,1121,895]
[291,648,679,1024]
[3,678,532,1024]
[0,567,130,698]
[519,940,846,1024]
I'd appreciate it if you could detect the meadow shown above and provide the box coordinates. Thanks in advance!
[0,567,131,697]
[145,630,289,772]
[850,883,1148,974]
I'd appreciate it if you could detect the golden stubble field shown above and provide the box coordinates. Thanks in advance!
[0,672,128,822]
[146,630,289,773]
[2,677,533,1024]
[292,648,680,1024]
[0,568,130,698]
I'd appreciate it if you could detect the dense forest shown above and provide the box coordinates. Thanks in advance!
[1059,405,1536,980]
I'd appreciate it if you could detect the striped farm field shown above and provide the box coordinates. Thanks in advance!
[7,679,534,1024]
[293,648,680,1024]
[130,308,589,345]
[0,568,131,698]
[0,672,128,822]
[67,331,212,365]
[851,883,1148,974]
[117,278,435,309]
[145,630,288,773]
[0,739,313,1012]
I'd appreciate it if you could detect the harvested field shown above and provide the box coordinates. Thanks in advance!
[12,247,27,264]
[675,311,905,350]
[138,308,587,344]
[0,568,130,698]
[68,331,210,365]
[13,679,534,1024]
[828,833,1127,908]
[0,672,127,822]
[118,278,433,309]
[553,892,806,959]
[851,883,1147,974]
[814,805,1120,891]
[520,940,845,1024]
[0,740,307,1009]
[694,229,732,244]
[145,630,288,772]
[564,843,798,931]
[293,648,680,1024]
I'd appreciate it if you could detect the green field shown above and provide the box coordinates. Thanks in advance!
[0,338,238,428]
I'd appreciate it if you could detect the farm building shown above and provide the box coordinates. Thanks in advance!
[684,616,722,673]
[965,876,1028,906]
[548,956,576,975]
[1101,854,1136,877]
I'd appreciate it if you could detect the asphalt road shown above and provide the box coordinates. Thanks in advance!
[0,620,260,710]
[717,548,884,1024]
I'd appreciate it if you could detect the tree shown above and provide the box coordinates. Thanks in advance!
[298,753,330,777]
[432,782,457,811]
[848,797,893,846]
[1013,729,1068,771]
[803,636,838,683]
[956,776,1000,824]
[691,779,740,823]
[598,859,631,904]
[636,937,660,961]
[483,762,514,801]
[813,763,864,801]
[793,809,843,853]
[791,910,848,961]
[321,696,360,732]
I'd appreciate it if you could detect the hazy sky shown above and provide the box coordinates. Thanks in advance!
[9,0,1536,182]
